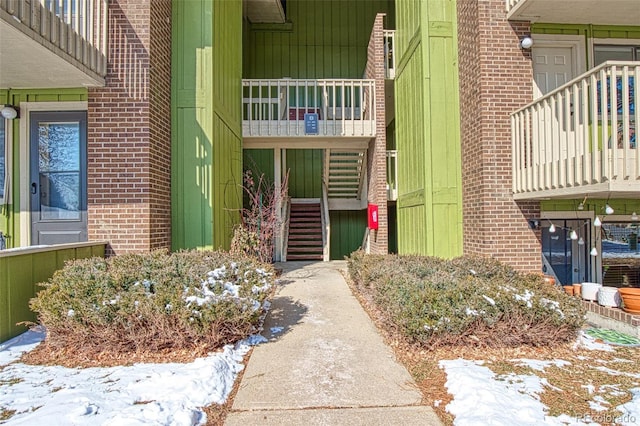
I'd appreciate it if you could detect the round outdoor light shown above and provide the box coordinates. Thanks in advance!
[519,36,533,49]
[1,105,18,120]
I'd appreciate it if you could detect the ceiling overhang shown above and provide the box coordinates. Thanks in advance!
[0,17,104,89]
[507,0,640,26]
[244,0,286,24]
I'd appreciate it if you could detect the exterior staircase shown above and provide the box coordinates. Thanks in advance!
[326,150,366,199]
[287,201,323,261]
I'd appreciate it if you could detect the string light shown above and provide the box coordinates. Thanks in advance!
[549,223,556,233]
[605,204,614,215]
[632,212,639,221]
[594,217,602,227]
[578,237,584,245]
[570,230,578,240]
[590,247,598,256]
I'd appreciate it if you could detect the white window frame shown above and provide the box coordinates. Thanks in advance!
[0,117,11,206]
[19,101,88,246]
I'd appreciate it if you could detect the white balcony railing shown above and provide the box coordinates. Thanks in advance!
[386,150,397,201]
[512,61,639,199]
[242,79,376,138]
[383,30,395,79]
[505,0,519,12]
[0,0,108,77]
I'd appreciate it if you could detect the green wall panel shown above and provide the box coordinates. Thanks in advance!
[244,0,394,79]
[244,149,275,182]
[0,88,88,248]
[172,0,243,251]
[330,209,367,260]
[395,0,462,258]
[0,242,106,342]
[286,149,322,198]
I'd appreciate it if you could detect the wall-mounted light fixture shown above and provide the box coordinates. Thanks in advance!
[519,36,533,49]
[1,105,19,120]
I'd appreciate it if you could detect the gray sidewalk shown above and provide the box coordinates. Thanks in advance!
[225,261,442,425]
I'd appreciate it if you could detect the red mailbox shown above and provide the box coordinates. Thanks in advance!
[368,204,379,230]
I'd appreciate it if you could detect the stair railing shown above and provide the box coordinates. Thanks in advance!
[321,180,331,261]
[280,195,291,262]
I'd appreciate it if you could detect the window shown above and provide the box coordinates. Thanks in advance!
[594,44,640,66]
[0,118,6,203]
[601,222,640,287]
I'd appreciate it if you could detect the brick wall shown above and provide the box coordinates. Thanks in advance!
[87,0,172,254]
[364,13,388,254]
[457,0,541,272]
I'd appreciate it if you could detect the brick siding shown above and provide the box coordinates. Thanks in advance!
[364,13,388,254]
[87,0,172,254]
[457,0,541,272]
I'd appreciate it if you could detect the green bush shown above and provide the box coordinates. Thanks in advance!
[30,250,274,354]
[347,251,585,347]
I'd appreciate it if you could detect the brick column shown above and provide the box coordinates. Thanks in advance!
[457,0,540,272]
[364,13,388,254]
[87,0,172,254]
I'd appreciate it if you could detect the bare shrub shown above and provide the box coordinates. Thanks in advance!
[231,169,289,263]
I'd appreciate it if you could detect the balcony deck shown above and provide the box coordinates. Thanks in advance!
[242,79,376,148]
[0,0,107,88]
[506,0,639,25]
[512,62,640,200]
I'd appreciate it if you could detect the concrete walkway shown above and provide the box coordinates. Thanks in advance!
[225,261,442,425]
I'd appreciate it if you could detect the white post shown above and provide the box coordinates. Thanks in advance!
[274,148,282,261]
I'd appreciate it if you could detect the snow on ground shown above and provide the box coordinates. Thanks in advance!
[0,331,267,426]
[440,333,640,426]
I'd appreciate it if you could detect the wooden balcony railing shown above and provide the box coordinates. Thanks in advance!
[0,0,108,77]
[386,150,397,201]
[383,30,395,79]
[512,61,639,199]
[242,79,376,138]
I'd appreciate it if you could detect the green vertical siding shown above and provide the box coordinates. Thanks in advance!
[395,0,462,258]
[0,242,106,342]
[244,149,275,181]
[244,0,394,79]
[286,149,323,198]
[330,210,367,259]
[172,0,243,250]
[0,89,88,248]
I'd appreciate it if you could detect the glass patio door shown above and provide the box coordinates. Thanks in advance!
[30,111,88,245]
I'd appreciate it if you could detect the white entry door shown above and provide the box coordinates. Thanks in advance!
[532,46,575,98]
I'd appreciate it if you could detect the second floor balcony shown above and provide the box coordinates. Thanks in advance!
[0,0,108,88]
[506,0,639,25]
[242,79,376,147]
[512,61,639,200]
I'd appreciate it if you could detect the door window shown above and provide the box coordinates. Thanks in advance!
[541,219,591,285]
[36,121,81,220]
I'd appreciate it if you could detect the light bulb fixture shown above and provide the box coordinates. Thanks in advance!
[570,230,578,240]
[519,36,533,49]
[594,216,602,227]
[605,204,614,215]
[549,223,556,233]
[632,212,639,221]
[1,104,18,120]
[590,247,598,256]
[578,237,584,245]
